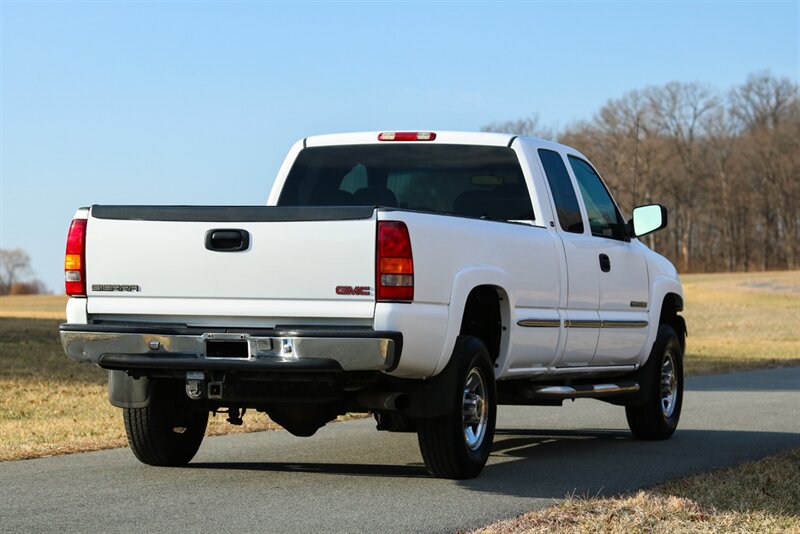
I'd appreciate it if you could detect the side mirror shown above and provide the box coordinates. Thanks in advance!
[630,204,667,238]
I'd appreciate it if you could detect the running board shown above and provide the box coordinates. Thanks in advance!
[530,382,640,399]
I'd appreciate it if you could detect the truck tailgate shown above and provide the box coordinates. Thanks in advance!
[84,206,377,323]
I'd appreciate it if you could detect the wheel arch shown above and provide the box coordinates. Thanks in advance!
[659,293,686,352]
[640,276,686,367]
[459,285,508,366]
[432,266,513,376]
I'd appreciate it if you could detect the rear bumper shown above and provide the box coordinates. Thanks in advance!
[60,323,402,373]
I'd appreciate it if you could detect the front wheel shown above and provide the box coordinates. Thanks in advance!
[626,324,684,440]
[416,336,497,479]
[123,379,208,466]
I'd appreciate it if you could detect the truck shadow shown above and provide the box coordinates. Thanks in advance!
[187,459,429,478]
[188,427,800,494]
[458,427,800,499]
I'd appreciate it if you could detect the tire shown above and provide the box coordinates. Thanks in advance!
[123,379,208,466]
[417,336,497,479]
[626,324,684,440]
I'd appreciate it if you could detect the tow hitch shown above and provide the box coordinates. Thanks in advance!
[185,371,205,400]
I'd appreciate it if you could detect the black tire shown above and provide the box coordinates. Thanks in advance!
[123,379,208,466]
[626,324,684,440]
[417,336,497,479]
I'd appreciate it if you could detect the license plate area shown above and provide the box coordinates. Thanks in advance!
[206,339,249,359]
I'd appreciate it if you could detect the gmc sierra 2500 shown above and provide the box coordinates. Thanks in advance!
[61,131,685,479]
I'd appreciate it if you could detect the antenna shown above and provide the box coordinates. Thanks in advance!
[631,115,640,211]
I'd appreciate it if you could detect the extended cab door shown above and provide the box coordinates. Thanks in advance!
[566,156,650,366]
[537,149,600,367]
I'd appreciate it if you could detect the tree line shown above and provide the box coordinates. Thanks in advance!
[483,72,799,273]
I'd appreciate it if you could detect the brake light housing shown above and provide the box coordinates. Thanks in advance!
[378,131,436,142]
[377,221,413,302]
[65,218,87,296]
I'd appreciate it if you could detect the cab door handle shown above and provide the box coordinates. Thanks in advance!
[599,254,611,272]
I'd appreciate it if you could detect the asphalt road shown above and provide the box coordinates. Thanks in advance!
[1,366,798,533]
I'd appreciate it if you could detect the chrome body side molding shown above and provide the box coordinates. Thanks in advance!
[517,319,561,328]
[518,318,648,329]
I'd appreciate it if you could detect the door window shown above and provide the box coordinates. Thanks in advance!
[538,149,584,233]
[568,156,626,240]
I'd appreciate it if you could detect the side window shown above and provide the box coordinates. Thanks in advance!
[568,156,625,240]
[538,149,584,234]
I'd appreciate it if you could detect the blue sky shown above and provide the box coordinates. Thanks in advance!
[1,1,798,293]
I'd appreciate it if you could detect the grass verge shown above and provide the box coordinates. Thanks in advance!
[472,447,800,533]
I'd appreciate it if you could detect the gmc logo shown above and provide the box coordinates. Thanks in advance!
[336,285,371,296]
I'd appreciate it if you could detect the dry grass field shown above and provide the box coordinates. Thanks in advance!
[680,270,799,375]
[0,294,68,319]
[0,270,797,462]
[474,447,800,533]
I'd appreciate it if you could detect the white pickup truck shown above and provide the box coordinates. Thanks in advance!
[61,131,686,479]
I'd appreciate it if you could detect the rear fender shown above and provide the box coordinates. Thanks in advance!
[432,265,512,376]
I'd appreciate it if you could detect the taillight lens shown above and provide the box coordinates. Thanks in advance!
[378,132,436,141]
[65,219,87,296]
[377,221,414,302]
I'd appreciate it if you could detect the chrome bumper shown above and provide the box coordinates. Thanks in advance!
[60,324,401,372]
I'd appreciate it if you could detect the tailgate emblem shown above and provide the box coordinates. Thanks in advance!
[336,285,370,296]
[92,284,141,292]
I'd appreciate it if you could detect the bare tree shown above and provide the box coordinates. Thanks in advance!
[481,114,557,140]
[0,248,33,295]
[730,71,797,132]
[644,82,720,272]
[702,105,739,271]
[731,72,800,269]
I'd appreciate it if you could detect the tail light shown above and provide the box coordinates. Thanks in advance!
[377,221,413,302]
[65,218,87,296]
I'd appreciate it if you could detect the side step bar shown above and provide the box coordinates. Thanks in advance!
[530,382,640,399]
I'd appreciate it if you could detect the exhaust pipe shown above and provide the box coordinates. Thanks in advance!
[357,391,409,411]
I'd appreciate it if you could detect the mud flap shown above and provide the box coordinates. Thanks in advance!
[386,338,485,419]
[109,370,151,408]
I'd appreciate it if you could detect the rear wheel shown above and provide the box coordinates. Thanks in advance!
[123,379,208,466]
[416,336,496,479]
[626,324,684,440]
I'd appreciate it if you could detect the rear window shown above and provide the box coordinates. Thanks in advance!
[277,144,535,221]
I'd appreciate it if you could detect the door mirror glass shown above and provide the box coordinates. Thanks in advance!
[631,204,667,237]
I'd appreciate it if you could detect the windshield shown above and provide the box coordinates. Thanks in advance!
[277,144,535,221]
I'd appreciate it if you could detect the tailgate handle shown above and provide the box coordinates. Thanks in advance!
[205,229,250,252]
